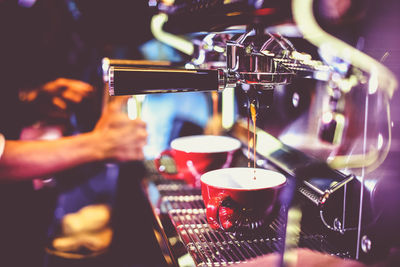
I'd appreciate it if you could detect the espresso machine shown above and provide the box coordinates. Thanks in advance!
[104,0,399,265]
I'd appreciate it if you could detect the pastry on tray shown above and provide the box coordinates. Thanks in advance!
[50,204,113,255]
[52,227,113,252]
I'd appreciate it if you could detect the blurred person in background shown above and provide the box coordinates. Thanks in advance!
[0,0,150,266]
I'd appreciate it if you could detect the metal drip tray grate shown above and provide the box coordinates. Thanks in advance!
[157,184,201,197]
[169,208,283,266]
[162,195,205,210]
[162,194,350,266]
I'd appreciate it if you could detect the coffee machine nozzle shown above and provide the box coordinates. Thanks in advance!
[108,29,307,96]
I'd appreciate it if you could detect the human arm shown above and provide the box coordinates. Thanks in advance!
[0,132,104,181]
[0,96,147,182]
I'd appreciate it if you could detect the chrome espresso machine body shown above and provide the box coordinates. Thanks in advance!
[105,0,399,265]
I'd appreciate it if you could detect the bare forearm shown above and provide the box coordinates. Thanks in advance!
[0,96,147,182]
[0,132,102,181]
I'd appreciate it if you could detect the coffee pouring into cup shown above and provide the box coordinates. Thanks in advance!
[201,167,287,232]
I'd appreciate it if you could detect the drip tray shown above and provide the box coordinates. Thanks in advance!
[160,192,350,266]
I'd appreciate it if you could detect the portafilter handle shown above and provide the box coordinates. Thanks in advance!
[108,67,231,96]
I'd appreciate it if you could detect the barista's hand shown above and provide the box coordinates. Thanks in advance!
[42,78,94,109]
[93,96,147,162]
[20,78,94,111]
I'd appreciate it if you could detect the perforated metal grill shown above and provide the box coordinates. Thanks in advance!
[160,193,350,266]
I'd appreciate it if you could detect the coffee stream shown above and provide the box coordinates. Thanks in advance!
[247,116,250,168]
[250,103,257,180]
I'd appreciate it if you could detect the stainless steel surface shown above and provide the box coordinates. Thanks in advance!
[226,30,296,87]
